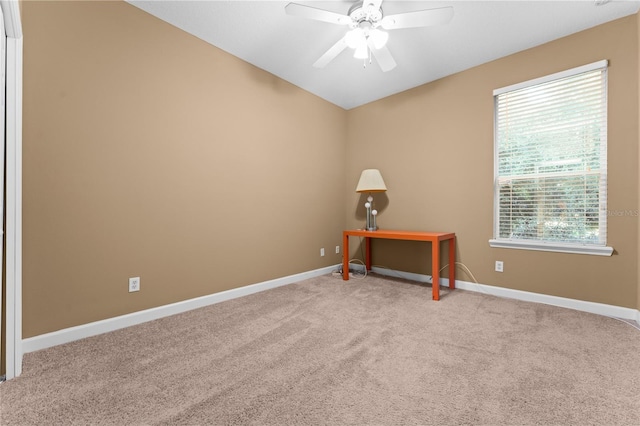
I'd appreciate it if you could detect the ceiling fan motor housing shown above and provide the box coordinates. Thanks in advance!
[348,2,383,28]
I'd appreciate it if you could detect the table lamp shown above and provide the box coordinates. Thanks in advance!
[356,169,387,231]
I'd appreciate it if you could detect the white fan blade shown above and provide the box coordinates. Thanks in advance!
[367,38,396,72]
[381,6,454,30]
[285,3,351,25]
[313,37,348,68]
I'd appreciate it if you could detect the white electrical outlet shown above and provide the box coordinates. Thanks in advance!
[335,245,340,254]
[129,277,140,292]
[320,248,325,257]
[495,261,504,272]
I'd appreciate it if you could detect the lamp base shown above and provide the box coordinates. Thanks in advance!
[367,226,378,232]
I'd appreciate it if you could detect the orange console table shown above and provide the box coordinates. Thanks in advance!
[342,229,456,301]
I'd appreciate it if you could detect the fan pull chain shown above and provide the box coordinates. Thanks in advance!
[362,47,372,69]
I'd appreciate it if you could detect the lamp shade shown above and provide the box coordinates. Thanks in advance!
[356,169,387,193]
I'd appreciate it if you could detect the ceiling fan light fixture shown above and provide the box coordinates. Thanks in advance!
[370,29,389,49]
[345,28,365,49]
[354,43,368,59]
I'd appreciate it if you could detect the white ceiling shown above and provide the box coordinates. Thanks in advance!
[127,1,640,109]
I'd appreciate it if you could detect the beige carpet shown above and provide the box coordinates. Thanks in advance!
[1,273,639,425]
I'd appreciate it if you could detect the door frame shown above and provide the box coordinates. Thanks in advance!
[1,0,22,380]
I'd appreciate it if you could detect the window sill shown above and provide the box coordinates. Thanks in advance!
[489,239,613,256]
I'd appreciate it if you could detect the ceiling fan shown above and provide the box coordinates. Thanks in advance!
[285,0,454,72]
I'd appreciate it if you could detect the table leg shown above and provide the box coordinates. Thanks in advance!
[432,241,440,301]
[365,237,371,271]
[343,233,349,281]
[449,237,456,290]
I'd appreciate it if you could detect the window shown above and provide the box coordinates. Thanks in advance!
[490,60,613,256]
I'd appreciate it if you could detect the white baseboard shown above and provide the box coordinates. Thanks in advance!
[22,263,639,354]
[369,266,640,326]
[22,265,340,354]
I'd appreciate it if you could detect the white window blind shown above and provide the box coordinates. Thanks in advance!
[491,60,611,255]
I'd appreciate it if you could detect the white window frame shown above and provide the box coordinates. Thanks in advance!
[489,60,613,256]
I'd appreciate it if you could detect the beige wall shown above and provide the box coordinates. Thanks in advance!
[22,2,640,340]
[637,11,640,312]
[346,15,639,309]
[22,1,346,337]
